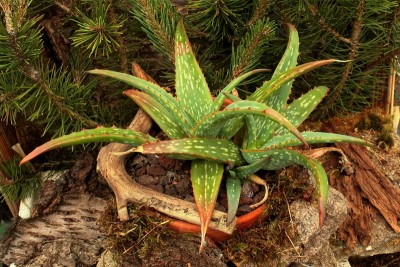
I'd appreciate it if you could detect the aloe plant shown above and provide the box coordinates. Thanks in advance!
[20,21,372,251]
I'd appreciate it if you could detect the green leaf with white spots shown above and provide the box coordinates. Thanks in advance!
[277,86,328,136]
[265,23,299,112]
[260,132,374,150]
[226,175,241,225]
[89,69,194,128]
[243,115,257,149]
[191,159,224,250]
[249,59,335,148]
[249,59,336,103]
[249,25,299,148]
[134,138,246,166]
[223,92,242,102]
[218,117,245,140]
[192,100,308,147]
[210,69,269,112]
[231,156,271,179]
[20,127,155,165]
[242,148,328,227]
[124,90,187,138]
[175,21,213,121]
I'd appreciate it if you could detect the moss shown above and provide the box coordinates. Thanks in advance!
[221,167,310,265]
[98,200,175,264]
[355,112,395,150]
[98,166,315,265]
[377,132,395,149]
[355,112,389,132]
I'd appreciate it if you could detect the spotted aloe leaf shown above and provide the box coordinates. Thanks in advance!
[249,58,336,148]
[265,23,299,113]
[133,138,246,166]
[248,24,299,149]
[226,156,271,225]
[222,92,242,102]
[231,156,271,179]
[243,115,257,149]
[88,69,194,129]
[210,69,269,112]
[249,59,336,103]
[226,175,241,225]
[175,21,213,121]
[191,159,224,251]
[242,149,328,227]
[252,83,331,148]
[20,127,155,165]
[260,132,374,150]
[276,86,328,136]
[124,90,187,138]
[192,100,308,148]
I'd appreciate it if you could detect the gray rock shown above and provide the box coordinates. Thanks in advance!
[280,187,348,267]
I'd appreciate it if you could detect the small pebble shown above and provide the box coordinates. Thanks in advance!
[138,174,159,186]
[241,181,254,198]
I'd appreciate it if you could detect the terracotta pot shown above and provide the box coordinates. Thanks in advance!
[168,203,267,241]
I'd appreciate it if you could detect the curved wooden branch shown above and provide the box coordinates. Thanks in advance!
[96,63,236,235]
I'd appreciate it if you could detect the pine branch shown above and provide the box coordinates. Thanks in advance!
[0,1,98,129]
[0,157,40,202]
[305,1,351,44]
[108,0,128,73]
[231,18,275,79]
[71,1,124,58]
[322,0,365,115]
[52,0,74,15]
[187,0,251,41]
[247,0,270,26]
[130,0,178,67]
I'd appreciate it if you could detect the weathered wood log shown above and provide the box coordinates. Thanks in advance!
[0,191,107,266]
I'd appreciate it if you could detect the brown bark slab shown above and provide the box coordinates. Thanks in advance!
[328,136,400,248]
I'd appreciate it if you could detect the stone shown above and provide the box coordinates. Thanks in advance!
[97,250,118,267]
[279,187,348,267]
[146,165,167,176]
[137,174,159,186]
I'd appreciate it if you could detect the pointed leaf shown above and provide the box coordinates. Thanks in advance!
[175,21,213,121]
[243,115,257,149]
[260,132,374,150]
[249,25,300,147]
[134,138,246,166]
[193,100,308,148]
[226,175,241,225]
[242,148,328,226]
[210,69,269,112]
[253,83,336,149]
[191,160,224,250]
[265,23,299,112]
[88,69,194,128]
[223,92,242,102]
[249,59,336,103]
[273,24,299,76]
[231,156,271,179]
[277,86,328,135]
[20,127,154,165]
[124,90,187,138]
[217,117,245,140]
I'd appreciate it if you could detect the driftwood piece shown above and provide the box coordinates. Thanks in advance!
[96,63,236,234]
[330,141,400,248]
[0,192,107,266]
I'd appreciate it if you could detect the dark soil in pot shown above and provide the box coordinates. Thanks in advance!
[125,154,266,216]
